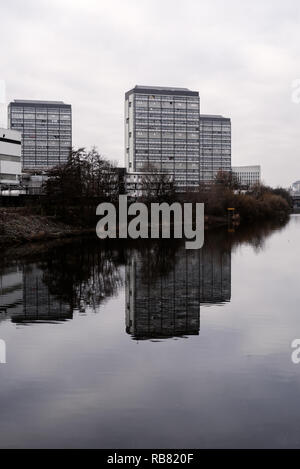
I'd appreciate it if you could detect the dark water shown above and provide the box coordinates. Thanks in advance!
[0,216,300,448]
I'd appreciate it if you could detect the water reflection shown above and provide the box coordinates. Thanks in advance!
[0,217,296,449]
[0,239,123,324]
[123,219,289,340]
[0,219,288,330]
[125,236,231,340]
[0,265,23,319]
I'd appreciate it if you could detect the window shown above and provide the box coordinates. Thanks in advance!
[0,173,17,180]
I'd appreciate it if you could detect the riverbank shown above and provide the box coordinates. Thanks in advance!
[0,207,94,246]
[0,207,229,247]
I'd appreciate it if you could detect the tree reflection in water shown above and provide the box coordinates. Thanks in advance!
[0,217,289,326]
[0,238,124,323]
[40,239,124,312]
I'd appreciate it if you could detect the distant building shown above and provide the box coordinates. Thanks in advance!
[8,99,72,170]
[0,127,22,189]
[199,114,231,184]
[125,85,201,192]
[124,172,143,198]
[21,173,48,195]
[115,167,126,195]
[291,180,300,194]
[290,181,300,211]
[232,165,261,188]
[124,170,173,198]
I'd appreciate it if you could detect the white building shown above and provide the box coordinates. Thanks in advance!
[125,170,173,198]
[232,165,261,188]
[21,173,48,195]
[291,180,300,194]
[0,128,22,189]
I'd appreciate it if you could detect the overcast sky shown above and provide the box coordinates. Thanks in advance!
[1,0,300,186]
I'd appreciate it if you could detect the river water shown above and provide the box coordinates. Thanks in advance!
[0,215,300,448]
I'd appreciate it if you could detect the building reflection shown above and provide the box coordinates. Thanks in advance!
[20,264,73,323]
[125,237,231,340]
[0,263,72,324]
[0,220,286,332]
[0,264,23,319]
[0,239,123,325]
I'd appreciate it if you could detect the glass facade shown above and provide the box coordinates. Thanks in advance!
[125,88,232,191]
[8,100,72,169]
[232,166,261,188]
[125,86,201,191]
[199,115,231,184]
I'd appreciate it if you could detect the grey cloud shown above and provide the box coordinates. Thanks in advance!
[1,0,300,185]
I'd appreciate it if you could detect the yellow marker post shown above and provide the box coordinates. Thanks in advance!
[227,208,235,231]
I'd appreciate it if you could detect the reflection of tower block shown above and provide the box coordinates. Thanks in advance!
[0,266,23,319]
[125,255,136,335]
[15,264,72,323]
[126,239,232,340]
[126,247,201,340]
[200,248,231,304]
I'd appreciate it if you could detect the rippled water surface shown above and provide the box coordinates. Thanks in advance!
[0,216,300,448]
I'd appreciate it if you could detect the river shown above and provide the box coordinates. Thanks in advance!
[0,215,299,448]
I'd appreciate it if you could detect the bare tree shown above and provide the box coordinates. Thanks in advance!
[42,147,121,222]
[138,164,176,203]
[44,147,120,200]
[214,170,241,190]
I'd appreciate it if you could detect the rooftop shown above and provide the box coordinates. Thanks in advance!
[125,85,199,98]
[9,99,71,108]
[200,114,230,120]
[232,165,261,170]
[13,99,66,104]
[135,85,191,92]
[201,114,223,118]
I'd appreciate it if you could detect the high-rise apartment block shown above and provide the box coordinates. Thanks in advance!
[0,127,22,188]
[125,86,232,191]
[200,114,231,184]
[8,99,72,170]
[125,86,201,191]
